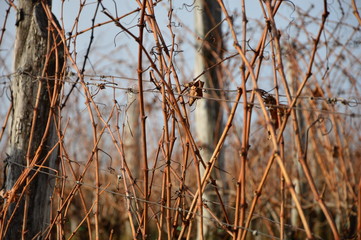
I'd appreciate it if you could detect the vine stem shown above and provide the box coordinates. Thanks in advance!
[137,0,149,238]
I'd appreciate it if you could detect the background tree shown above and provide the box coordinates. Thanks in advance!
[194,1,223,239]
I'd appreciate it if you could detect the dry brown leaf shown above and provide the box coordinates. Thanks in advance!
[256,89,287,131]
[188,80,204,106]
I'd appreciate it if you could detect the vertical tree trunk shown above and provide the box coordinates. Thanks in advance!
[194,1,223,239]
[124,90,141,180]
[3,1,63,239]
[122,90,141,239]
[285,47,309,239]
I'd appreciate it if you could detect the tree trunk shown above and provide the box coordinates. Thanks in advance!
[3,1,64,239]
[124,90,141,180]
[194,1,223,239]
[285,47,309,239]
[122,90,141,239]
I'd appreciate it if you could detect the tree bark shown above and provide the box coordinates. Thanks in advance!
[194,1,223,239]
[122,90,141,239]
[124,90,141,180]
[3,1,64,239]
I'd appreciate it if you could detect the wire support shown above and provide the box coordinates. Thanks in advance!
[0,72,359,118]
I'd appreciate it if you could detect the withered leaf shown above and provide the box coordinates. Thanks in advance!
[188,80,204,106]
[256,89,287,130]
[270,104,287,130]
